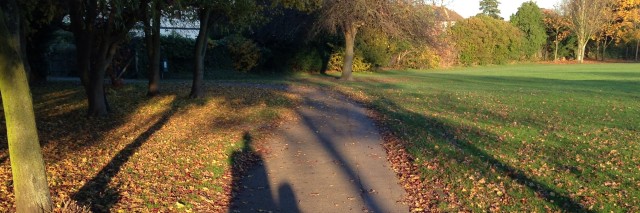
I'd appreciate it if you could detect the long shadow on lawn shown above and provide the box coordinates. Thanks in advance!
[369,96,593,212]
[71,98,182,212]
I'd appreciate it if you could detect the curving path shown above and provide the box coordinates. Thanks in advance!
[230,86,407,213]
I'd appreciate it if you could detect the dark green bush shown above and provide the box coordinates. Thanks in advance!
[289,47,324,72]
[225,34,262,72]
[450,15,524,66]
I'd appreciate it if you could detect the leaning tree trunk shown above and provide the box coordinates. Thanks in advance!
[0,1,53,212]
[190,8,210,99]
[145,1,162,97]
[341,24,357,81]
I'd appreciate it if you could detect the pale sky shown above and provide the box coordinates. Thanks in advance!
[447,0,561,20]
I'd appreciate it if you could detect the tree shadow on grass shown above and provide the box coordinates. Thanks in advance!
[369,95,594,212]
[229,132,300,212]
[71,97,183,212]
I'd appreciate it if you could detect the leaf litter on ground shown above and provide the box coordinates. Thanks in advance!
[0,81,300,212]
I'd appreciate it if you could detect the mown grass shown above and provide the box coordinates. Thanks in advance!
[0,81,299,212]
[312,63,640,212]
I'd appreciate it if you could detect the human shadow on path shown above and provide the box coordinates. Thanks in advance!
[230,88,400,212]
[229,132,300,213]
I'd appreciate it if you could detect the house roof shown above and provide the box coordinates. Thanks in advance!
[432,6,464,22]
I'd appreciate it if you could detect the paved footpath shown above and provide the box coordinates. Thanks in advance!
[230,87,407,213]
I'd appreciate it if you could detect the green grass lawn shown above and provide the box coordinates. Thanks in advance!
[312,63,640,212]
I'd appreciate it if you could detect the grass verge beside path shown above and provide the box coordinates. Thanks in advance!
[0,81,299,212]
[307,64,640,212]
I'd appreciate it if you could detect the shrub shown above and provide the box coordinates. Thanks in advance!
[357,28,393,68]
[289,47,324,72]
[395,45,441,69]
[327,48,372,72]
[450,15,524,66]
[225,35,261,72]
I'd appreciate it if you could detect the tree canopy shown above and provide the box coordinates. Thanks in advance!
[562,0,615,63]
[479,0,502,19]
[510,1,547,59]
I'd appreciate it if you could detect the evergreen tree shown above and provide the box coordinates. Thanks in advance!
[510,1,547,59]
[479,0,502,19]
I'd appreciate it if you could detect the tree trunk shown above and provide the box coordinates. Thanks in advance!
[636,39,640,61]
[554,40,559,61]
[18,18,31,81]
[0,2,53,212]
[190,8,210,99]
[577,38,587,63]
[625,45,629,60]
[595,40,601,61]
[341,24,356,81]
[145,1,161,97]
[75,37,92,87]
[70,0,135,116]
[601,38,611,62]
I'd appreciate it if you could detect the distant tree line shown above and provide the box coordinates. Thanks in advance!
[453,0,640,66]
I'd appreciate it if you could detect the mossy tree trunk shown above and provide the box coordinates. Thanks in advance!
[0,1,53,212]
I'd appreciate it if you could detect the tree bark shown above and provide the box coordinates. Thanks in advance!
[577,37,587,63]
[83,39,120,116]
[636,39,640,61]
[0,1,53,212]
[68,0,145,116]
[554,40,559,61]
[190,8,211,99]
[145,0,162,97]
[18,18,31,81]
[595,40,600,61]
[341,23,356,81]
[601,38,611,61]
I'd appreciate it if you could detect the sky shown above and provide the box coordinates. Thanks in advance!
[447,0,561,20]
